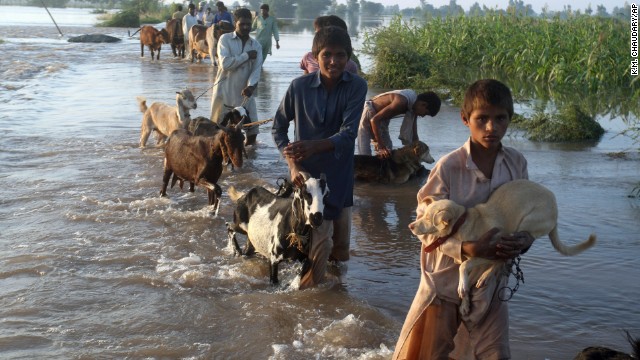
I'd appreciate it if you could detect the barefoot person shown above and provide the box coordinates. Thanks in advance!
[393,79,534,360]
[357,90,441,158]
[272,26,367,289]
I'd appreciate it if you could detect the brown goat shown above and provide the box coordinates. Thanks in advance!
[161,125,245,213]
[140,25,169,60]
[165,18,185,58]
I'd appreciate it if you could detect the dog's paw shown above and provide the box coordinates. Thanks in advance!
[457,283,467,300]
[460,297,471,317]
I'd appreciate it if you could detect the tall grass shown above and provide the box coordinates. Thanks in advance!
[363,13,638,142]
[364,14,631,92]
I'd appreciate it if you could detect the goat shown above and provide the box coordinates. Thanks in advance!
[165,18,185,58]
[188,106,249,137]
[160,125,244,213]
[139,25,169,60]
[226,173,329,285]
[137,88,197,148]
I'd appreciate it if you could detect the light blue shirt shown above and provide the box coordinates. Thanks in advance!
[272,71,367,219]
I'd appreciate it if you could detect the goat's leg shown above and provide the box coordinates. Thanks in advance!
[269,261,280,285]
[140,43,144,57]
[243,240,255,256]
[161,169,172,197]
[157,46,161,60]
[140,124,152,148]
[226,225,243,256]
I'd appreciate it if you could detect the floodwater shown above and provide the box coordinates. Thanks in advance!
[1,6,639,359]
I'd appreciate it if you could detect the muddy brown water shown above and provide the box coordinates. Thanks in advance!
[1,6,639,359]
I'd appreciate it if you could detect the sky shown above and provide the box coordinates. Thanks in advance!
[345,0,631,14]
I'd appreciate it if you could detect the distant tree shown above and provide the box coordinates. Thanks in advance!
[595,4,608,16]
[469,2,483,16]
[385,4,400,15]
[585,4,593,15]
[440,0,463,16]
[360,0,384,17]
[296,0,330,18]
[612,4,630,20]
[243,0,261,10]
[28,0,69,7]
[268,0,296,18]
[347,0,359,12]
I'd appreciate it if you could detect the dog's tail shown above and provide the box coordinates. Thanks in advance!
[228,186,244,202]
[549,227,596,256]
[136,96,148,113]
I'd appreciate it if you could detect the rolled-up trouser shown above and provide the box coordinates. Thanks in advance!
[357,100,392,155]
[299,207,351,289]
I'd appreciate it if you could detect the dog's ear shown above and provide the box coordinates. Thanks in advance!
[434,209,454,233]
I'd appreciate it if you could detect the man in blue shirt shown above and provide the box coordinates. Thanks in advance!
[213,1,233,25]
[272,25,368,289]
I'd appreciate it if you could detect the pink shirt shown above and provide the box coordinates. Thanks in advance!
[299,51,359,74]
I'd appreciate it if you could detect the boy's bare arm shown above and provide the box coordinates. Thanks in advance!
[283,139,333,186]
[370,95,408,157]
[462,229,534,260]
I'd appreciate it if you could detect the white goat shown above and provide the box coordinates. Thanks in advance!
[137,88,197,147]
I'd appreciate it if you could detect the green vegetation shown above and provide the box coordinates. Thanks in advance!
[511,105,604,141]
[363,13,638,143]
[97,0,175,27]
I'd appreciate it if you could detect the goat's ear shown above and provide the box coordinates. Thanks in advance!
[320,173,326,182]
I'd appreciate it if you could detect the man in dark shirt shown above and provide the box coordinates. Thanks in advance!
[272,26,368,289]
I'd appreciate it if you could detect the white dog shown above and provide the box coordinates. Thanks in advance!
[409,179,596,316]
[137,88,197,147]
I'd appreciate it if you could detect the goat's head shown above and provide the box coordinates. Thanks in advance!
[219,121,245,168]
[221,105,250,127]
[160,28,170,44]
[293,172,329,229]
[176,88,197,111]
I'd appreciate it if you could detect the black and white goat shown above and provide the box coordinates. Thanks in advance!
[226,173,329,285]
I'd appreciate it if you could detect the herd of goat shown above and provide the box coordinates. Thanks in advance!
[135,88,433,286]
[137,20,234,62]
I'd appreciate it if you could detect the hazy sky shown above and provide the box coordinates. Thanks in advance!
[348,0,630,13]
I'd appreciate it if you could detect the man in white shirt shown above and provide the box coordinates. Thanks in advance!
[210,8,263,146]
[182,3,199,60]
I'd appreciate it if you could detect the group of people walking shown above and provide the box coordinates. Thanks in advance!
[186,6,532,359]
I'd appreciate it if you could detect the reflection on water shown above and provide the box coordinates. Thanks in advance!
[0,7,639,360]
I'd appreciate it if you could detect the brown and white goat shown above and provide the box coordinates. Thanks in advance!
[226,173,329,285]
[139,25,169,60]
[137,88,197,148]
[161,125,244,213]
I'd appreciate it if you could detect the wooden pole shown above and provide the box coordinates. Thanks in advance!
[41,0,64,37]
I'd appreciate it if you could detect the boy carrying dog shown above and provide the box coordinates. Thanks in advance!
[393,79,534,359]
